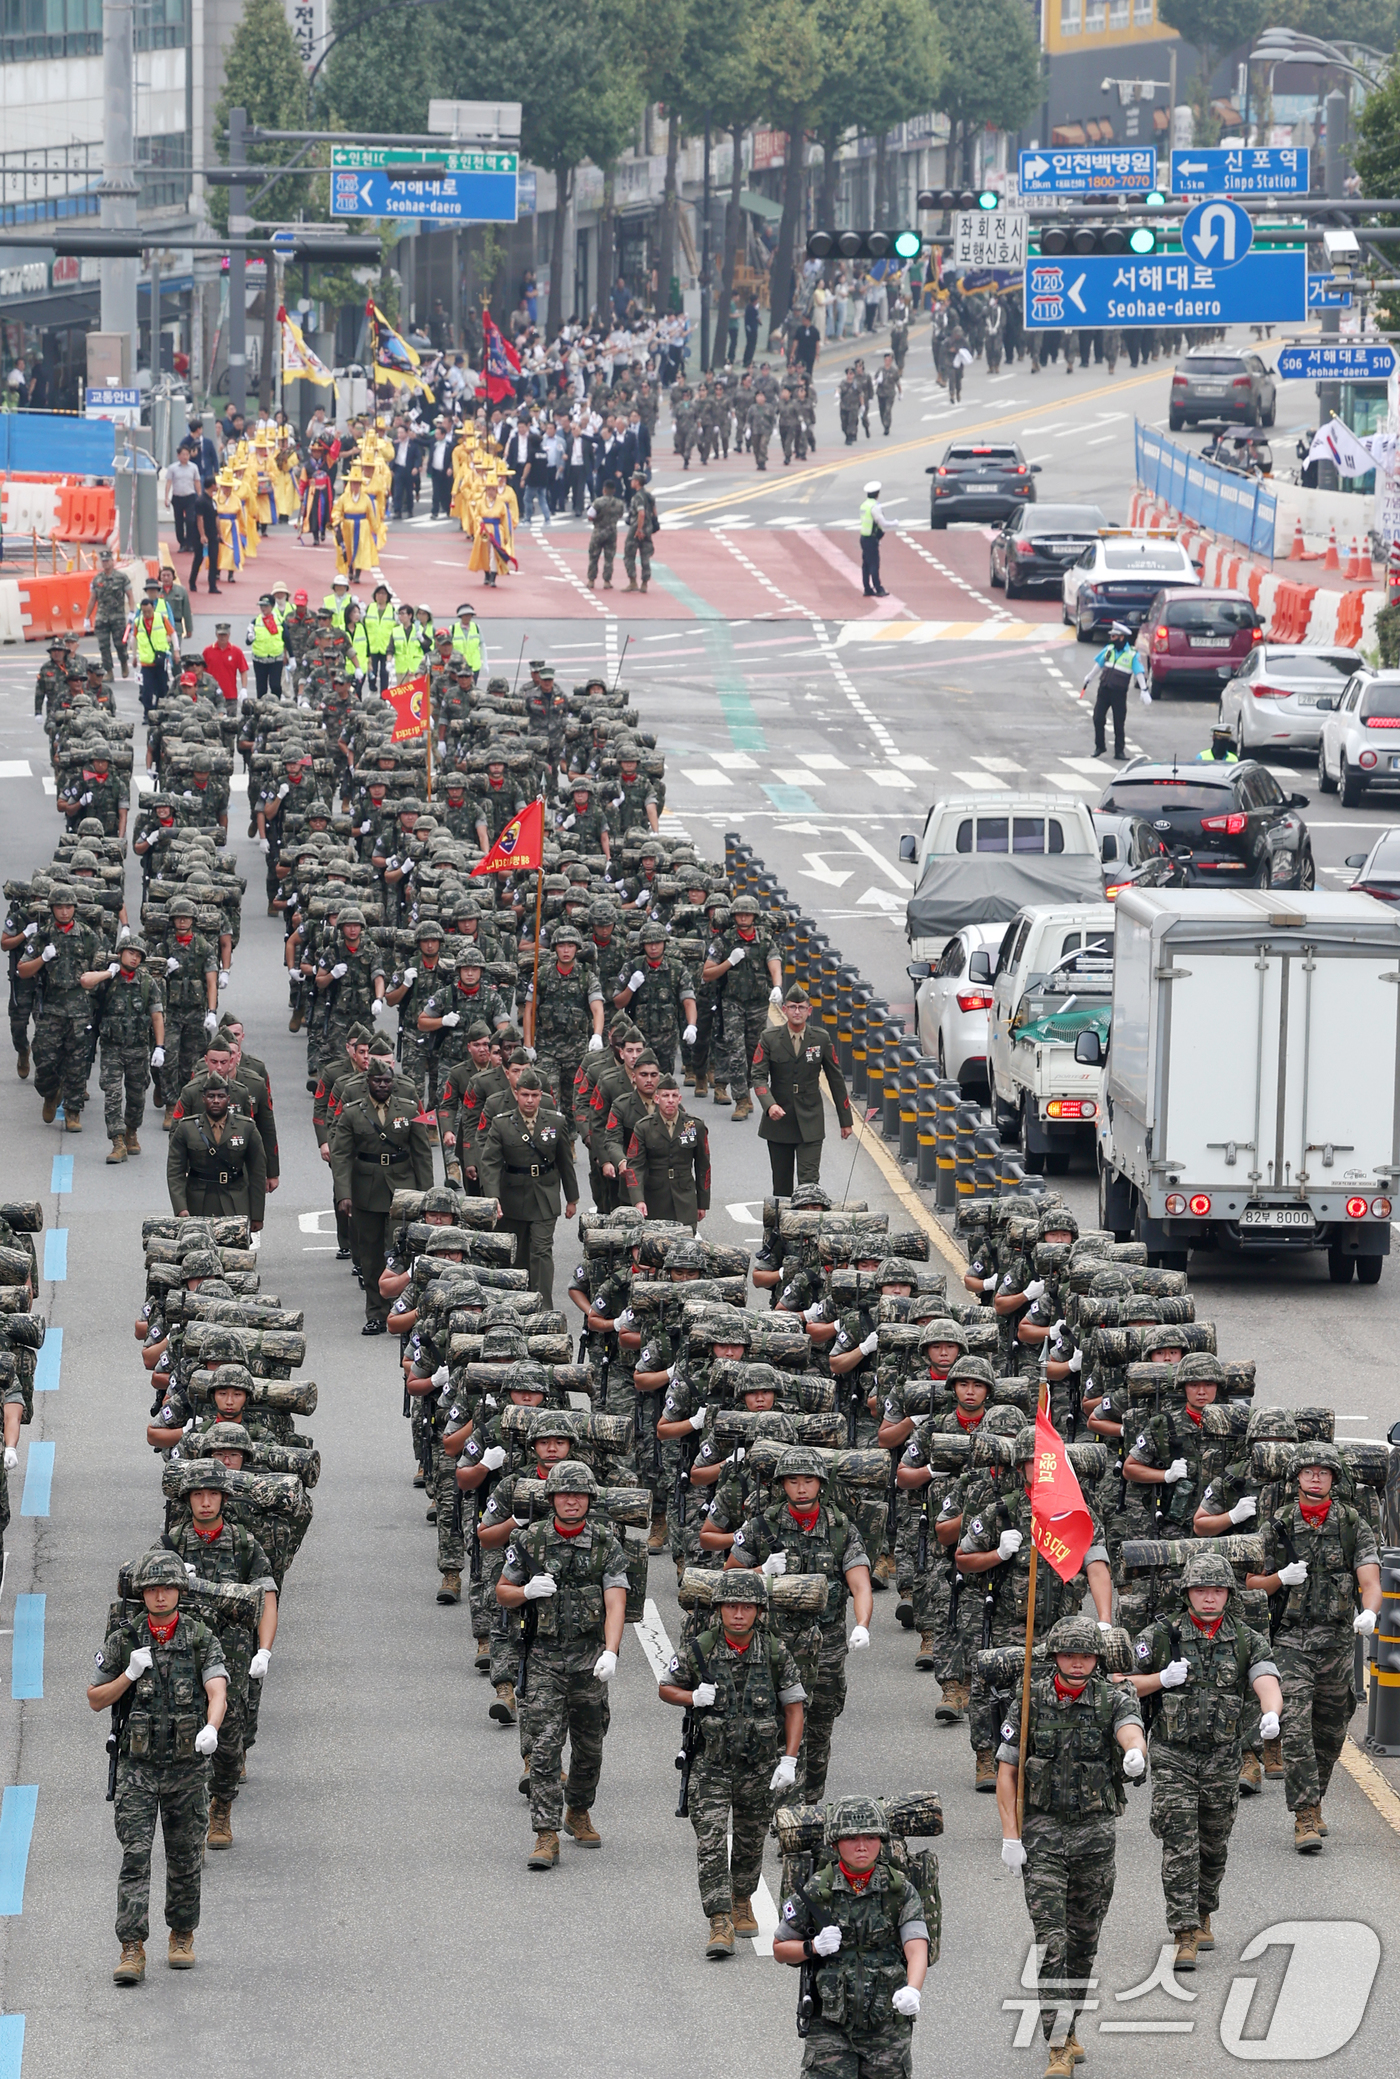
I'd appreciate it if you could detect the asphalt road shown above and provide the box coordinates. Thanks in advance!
[0,315,1396,2076]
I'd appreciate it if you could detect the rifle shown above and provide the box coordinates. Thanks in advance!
[419,1398,436,1492]
[796,1891,837,2039]
[468,1488,482,1583]
[674,1433,696,1517]
[1268,1522,1298,1643]
[106,1686,133,1800]
[844,1377,862,1451]
[917,1480,931,1575]
[885,1443,899,1547]
[517,1597,539,1702]
[673,1636,710,1817]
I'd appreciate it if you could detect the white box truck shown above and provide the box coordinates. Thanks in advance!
[1085,889,1399,1282]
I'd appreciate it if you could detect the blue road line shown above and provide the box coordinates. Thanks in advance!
[19,1447,51,1519]
[32,1329,59,1395]
[0,1788,38,1914]
[763,783,821,813]
[40,1232,65,1283]
[10,1599,42,1701]
[0,2014,24,2077]
[48,1155,71,1196]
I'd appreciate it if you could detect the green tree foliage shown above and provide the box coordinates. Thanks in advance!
[1355,58,1400,328]
[209,0,311,234]
[932,0,1039,180]
[1156,0,1268,147]
[320,0,441,135]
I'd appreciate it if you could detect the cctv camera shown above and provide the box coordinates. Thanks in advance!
[1323,226,1361,274]
[1101,77,1113,92]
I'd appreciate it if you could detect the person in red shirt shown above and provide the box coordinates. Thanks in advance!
[202,622,247,703]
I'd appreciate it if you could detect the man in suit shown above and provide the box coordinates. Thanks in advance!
[427,419,456,518]
[189,478,221,595]
[751,985,853,1193]
[567,419,594,516]
[504,416,533,508]
[623,409,651,484]
[186,418,219,482]
[390,420,423,519]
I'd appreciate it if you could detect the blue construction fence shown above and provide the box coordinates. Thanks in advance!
[0,412,115,477]
[1134,420,1277,559]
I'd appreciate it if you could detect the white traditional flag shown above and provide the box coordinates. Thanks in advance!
[278,306,333,385]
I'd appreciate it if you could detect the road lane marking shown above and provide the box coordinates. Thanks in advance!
[41,1232,65,1282]
[19,1447,52,1519]
[33,1329,59,1395]
[11,1598,43,1700]
[0,1788,38,1913]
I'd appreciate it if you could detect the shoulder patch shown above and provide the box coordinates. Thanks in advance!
[1134,1434,1147,1451]
[783,1899,798,1920]
[1135,1639,1151,1660]
[971,1518,982,1534]
[1001,1720,1016,1744]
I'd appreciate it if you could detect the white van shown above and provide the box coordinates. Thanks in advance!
[901,794,1102,962]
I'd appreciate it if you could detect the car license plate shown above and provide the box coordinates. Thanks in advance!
[1189,637,1231,648]
[1196,383,1225,395]
[1390,755,1400,772]
[1239,1207,1314,1230]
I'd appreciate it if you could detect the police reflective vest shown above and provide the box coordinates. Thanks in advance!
[450,617,483,671]
[363,603,396,657]
[323,591,349,631]
[392,628,425,678]
[134,614,170,665]
[250,612,285,661]
[859,497,879,538]
[1197,746,1239,763]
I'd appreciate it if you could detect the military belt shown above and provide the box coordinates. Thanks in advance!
[209,1167,244,1186]
[357,1150,409,1167]
[506,1160,556,1179]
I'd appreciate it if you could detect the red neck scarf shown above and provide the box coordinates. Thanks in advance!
[146,1613,179,1644]
[788,1504,820,1534]
[837,1859,875,1892]
[955,1407,983,1431]
[1299,1496,1331,1528]
[553,1517,587,1538]
[1189,1610,1224,1638]
[192,1518,223,1542]
[723,1633,753,1654]
[1184,1405,1203,1427]
[1053,1673,1088,1702]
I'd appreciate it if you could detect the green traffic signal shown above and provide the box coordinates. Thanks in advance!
[976,191,1000,211]
[1145,190,1166,207]
[892,229,922,260]
[1127,226,1158,254]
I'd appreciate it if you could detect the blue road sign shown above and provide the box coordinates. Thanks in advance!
[1018,146,1156,196]
[330,148,517,223]
[1180,199,1253,269]
[1024,250,1307,330]
[1307,275,1353,310]
[270,229,296,257]
[1171,146,1309,196]
[1277,343,1395,380]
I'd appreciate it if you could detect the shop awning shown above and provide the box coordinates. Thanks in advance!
[739,189,784,222]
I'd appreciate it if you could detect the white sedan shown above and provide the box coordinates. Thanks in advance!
[1061,530,1199,641]
[1317,669,1400,807]
[1218,644,1360,753]
[908,924,1002,1090]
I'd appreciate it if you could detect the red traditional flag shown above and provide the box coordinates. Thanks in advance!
[472,797,546,877]
[382,672,429,743]
[481,309,522,403]
[1030,1406,1094,1583]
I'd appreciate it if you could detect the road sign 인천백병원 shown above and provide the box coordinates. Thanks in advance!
[953,211,1026,269]
[1308,276,1353,310]
[1018,147,1156,196]
[1171,147,1309,196]
[1276,343,1395,381]
[330,146,518,223]
[1023,250,1307,329]
[1180,199,1253,268]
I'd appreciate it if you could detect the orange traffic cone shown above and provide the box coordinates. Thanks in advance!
[1343,535,1362,580]
[1286,513,1308,560]
[1323,523,1341,571]
[1356,536,1376,583]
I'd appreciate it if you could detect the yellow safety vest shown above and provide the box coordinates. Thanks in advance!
[135,616,170,664]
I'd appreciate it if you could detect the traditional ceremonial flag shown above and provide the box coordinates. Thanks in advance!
[278,306,334,385]
[382,672,429,743]
[367,299,432,397]
[1029,1407,1094,1583]
[481,309,522,403]
[472,797,545,876]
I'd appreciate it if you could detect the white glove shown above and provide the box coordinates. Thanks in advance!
[1163,1458,1189,1485]
[762,1552,787,1577]
[728,947,746,967]
[688,1406,707,1431]
[769,987,782,1005]
[439,1011,460,1028]
[150,1046,165,1068]
[431,1367,449,1389]
[277,783,290,798]
[859,1331,879,1357]
[1228,1495,1257,1524]
[1001,1838,1027,1871]
[683,1024,697,1044]
[1159,1659,1190,1689]
[1355,1608,1378,1636]
[248,1648,270,1680]
[1122,1747,1146,1779]
[402,967,417,986]
[980,1276,997,1292]
[618,1308,635,1328]
[21,923,36,940]
[40,944,56,963]
[587,1034,603,1052]
[259,837,270,854]
[218,969,230,992]
[997,1529,1023,1561]
[2,1447,15,1472]
[124,1648,153,1681]
[330,961,349,979]
[203,1012,217,1033]
[166,956,180,973]
[1259,1711,1280,1740]
[1277,1560,1308,1587]
[803,1304,824,1323]
[770,1753,798,1792]
[360,818,372,834]
[627,969,646,992]
[482,1445,507,1471]
[1023,1280,1045,1302]
[522,1574,557,1600]
[892,1987,921,2018]
[593,1648,617,1682]
[107,961,119,977]
[370,1000,385,1019]
[194,1724,219,1756]
[811,1924,842,1958]
[691,1682,717,1708]
[849,1624,870,1649]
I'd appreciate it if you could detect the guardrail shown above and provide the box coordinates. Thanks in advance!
[1134,419,1277,558]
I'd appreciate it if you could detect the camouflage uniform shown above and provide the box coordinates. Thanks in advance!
[160,921,219,1091]
[163,1514,275,1807]
[90,564,135,675]
[747,399,775,470]
[3,897,38,1066]
[1258,1492,1379,1813]
[527,949,603,1121]
[93,1606,226,1941]
[31,910,102,1117]
[586,492,625,585]
[97,963,162,1140]
[616,948,694,1076]
[780,1834,929,2079]
[707,914,779,1103]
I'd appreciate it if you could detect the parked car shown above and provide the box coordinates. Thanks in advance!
[1140,587,1263,697]
[987,904,1115,1170]
[1062,530,1198,640]
[988,503,1110,598]
[1091,809,1179,899]
[1347,829,1400,906]
[907,922,1002,1089]
[1169,347,1277,431]
[900,794,1103,960]
[927,440,1040,527]
[1317,669,1400,807]
[1217,643,1362,754]
[1097,760,1314,889]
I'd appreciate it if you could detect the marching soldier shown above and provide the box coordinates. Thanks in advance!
[701,892,782,1121]
[623,471,659,593]
[330,1057,435,1334]
[751,986,853,1193]
[89,548,135,678]
[875,352,902,435]
[621,1074,710,1230]
[165,1073,267,1230]
[16,881,102,1130]
[587,477,625,590]
[83,933,164,1164]
[524,925,604,1125]
[477,1069,579,1305]
[612,921,696,1077]
[158,894,219,1107]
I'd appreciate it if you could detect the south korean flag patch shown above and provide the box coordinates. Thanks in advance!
[1136,1639,1151,1661]
[1001,1720,1016,1744]
[783,1899,798,1921]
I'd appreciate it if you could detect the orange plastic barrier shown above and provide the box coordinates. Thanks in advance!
[16,572,95,639]
[52,484,115,541]
[1335,591,1367,649]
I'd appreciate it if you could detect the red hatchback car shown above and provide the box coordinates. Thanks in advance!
[1139,586,1263,697]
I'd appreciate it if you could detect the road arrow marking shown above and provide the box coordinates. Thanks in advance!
[857,885,906,912]
[800,852,854,888]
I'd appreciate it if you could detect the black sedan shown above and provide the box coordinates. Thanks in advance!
[1097,760,1314,890]
[927,440,1041,527]
[989,503,1110,598]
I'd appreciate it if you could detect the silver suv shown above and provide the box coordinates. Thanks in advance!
[1169,349,1277,432]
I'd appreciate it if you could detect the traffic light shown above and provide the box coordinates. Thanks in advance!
[916,189,1001,212]
[1038,223,1158,256]
[891,229,923,260]
[805,229,901,260]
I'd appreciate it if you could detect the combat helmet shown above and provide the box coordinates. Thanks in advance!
[716,1570,769,1608]
[824,1795,888,1845]
[543,1460,597,1497]
[773,1446,828,1484]
[1045,1613,1104,1657]
[1181,1550,1236,1591]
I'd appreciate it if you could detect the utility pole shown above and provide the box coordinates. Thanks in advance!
[228,106,248,415]
[100,0,139,377]
[1317,86,1348,491]
[700,116,712,374]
